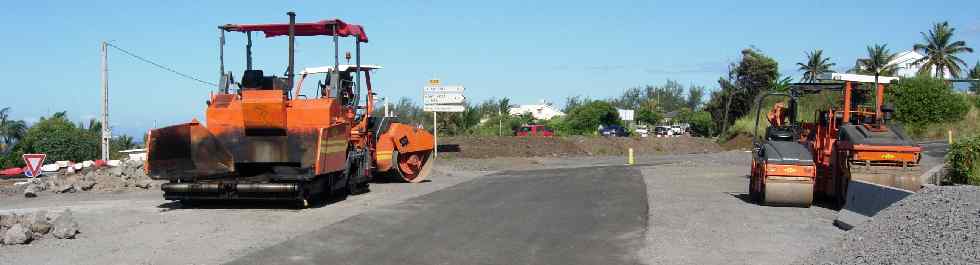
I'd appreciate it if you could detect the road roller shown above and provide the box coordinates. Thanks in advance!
[749,89,816,207]
[807,73,922,207]
[144,12,434,206]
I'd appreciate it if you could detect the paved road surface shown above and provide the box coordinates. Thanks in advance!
[230,166,648,265]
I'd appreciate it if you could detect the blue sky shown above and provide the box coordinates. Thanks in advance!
[2,0,978,137]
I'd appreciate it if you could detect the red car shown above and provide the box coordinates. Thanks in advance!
[516,125,554,137]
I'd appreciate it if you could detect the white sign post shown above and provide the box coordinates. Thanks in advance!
[423,79,466,157]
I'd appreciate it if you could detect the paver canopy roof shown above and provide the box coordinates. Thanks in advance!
[221,19,368,42]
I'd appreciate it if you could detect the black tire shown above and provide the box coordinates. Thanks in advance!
[833,150,848,208]
[346,157,369,195]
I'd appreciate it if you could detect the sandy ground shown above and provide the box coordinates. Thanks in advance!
[0,164,483,265]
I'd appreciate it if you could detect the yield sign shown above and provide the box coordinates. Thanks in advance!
[22,153,46,178]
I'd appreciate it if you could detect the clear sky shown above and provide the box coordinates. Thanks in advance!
[2,0,978,137]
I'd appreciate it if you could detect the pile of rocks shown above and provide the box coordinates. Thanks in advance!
[797,185,980,265]
[18,159,159,198]
[0,209,79,245]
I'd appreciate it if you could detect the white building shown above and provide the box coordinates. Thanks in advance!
[509,101,565,120]
[617,109,634,122]
[857,50,952,78]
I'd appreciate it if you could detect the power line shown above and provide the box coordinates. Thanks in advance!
[105,42,217,87]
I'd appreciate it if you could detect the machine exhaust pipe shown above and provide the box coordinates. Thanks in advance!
[286,11,296,91]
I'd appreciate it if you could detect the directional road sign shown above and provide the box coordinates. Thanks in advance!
[423,85,465,94]
[423,105,466,112]
[424,94,466,105]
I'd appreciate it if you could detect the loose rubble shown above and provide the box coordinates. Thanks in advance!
[797,185,980,265]
[3,223,32,245]
[0,209,77,245]
[50,209,79,239]
[0,159,161,198]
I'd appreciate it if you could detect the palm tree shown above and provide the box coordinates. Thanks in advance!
[796,49,836,82]
[858,44,898,116]
[0,107,28,152]
[912,21,974,79]
[858,44,899,77]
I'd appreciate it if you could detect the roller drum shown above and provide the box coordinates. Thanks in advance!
[764,179,814,207]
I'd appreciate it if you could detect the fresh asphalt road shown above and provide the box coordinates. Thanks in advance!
[229,165,648,265]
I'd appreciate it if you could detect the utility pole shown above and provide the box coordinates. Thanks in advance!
[100,41,110,161]
[433,111,438,157]
[498,105,502,136]
[721,63,735,135]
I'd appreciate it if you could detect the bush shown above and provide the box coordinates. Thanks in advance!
[946,135,980,185]
[564,101,621,135]
[889,76,969,131]
[635,108,661,126]
[544,116,574,136]
[684,111,715,137]
[471,113,533,136]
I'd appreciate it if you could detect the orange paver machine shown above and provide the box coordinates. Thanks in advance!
[144,12,434,206]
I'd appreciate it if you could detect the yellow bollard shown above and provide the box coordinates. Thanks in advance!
[628,148,635,165]
[948,129,953,145]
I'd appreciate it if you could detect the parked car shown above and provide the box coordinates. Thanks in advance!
[654,126,671,137]
[634,125,651,138]
[600,125,628,137]
[670,125,685,136]
[516,124,554,137]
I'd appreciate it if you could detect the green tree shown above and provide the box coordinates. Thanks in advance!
[796,49,836,83]
[912,21,974,79]
[686,85,705,110]
[0,107,28,153]
[382,97,430,127]
[887,76,969,131]
[562,96,593,113]
[437,101,482,136]
[609,87,644,110]
[12,112,100,163]
[645,81,687,112]
[703,48,779,134]
[968,61,980,93]
[565,101,621,135]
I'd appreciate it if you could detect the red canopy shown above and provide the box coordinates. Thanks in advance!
[221,19,368,43]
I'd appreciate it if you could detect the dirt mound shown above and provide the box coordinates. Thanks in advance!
[719,133,753,150]
[797,185,980,265]
[438,136,722,159]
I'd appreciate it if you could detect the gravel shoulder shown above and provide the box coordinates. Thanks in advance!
[638,151,845,265]
[797,185,980,265]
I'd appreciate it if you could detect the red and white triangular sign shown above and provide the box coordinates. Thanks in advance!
[22,154,46,178]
